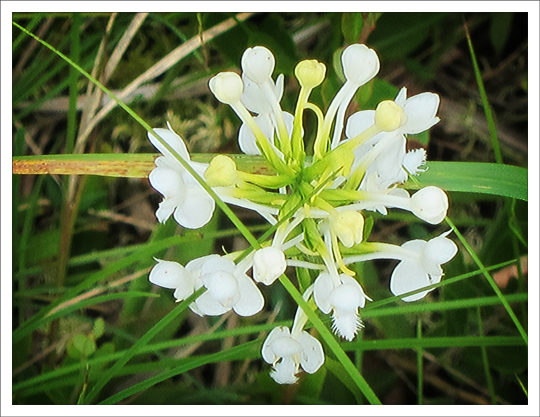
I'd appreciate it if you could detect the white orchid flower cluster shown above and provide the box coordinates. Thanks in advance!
[147,44,458,385]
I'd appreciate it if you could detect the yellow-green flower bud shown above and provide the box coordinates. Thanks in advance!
[208,72,243,105]
[204,155,238,187]
[332,210,364,248]
[374,100,407,132]
[295,59,326,89]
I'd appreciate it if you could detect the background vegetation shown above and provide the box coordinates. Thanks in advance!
[12,12,528,405]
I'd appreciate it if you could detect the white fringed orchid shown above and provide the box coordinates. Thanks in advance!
[262,287,324,384]
[313,272,371,341]
[147,124,215,229]
[149,255,264,317]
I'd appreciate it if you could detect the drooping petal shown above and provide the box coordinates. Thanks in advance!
[390,259,431,302]
[173,186,215,229]
[149,259,184,290]
[233,272,265,316]
[421,235,458,276]
[271,356,299,385]
[262,326,289,364]
[193,291,231,316]
[313,272,334,314]
[296,331,325,374]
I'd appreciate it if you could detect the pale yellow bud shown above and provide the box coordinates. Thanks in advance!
[208,72,243,105]
[374,100,407,132]
[295,59,326,89]
[204,155,237,187]
[332,210,364,248]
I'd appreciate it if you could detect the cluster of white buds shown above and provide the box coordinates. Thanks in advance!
[147,44,458,385]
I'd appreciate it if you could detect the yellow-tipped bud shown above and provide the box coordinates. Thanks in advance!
[374,100,407,132]
[204,155,238,187]
[295,59,326,89]
[332,210,364,248]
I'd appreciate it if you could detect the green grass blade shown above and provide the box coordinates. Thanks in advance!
[83,287,205,404]
[413,161,527,201]
[446,217,528,344]
[476,307,496,404]
[464,21,503,164]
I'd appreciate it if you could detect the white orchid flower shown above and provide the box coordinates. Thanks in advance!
[149,255,264,317]
[313,272,372,341]
[390,231,458,302]
[148,124,215,229]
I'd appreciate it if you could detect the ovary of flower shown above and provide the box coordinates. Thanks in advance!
[390,232,458,302]
[331,210,364,248]
[261,326,324,384]
[149,255,264,317]
[313,272,371,341]
[148,126,215,229]
[204,155,238,187]
[252,246,287,286]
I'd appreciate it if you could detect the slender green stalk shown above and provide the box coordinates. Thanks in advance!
[446,217,527,344]
[476,307,496,404]
[66,13,80,154]
[416,318,423,405]
[463,20,503,164]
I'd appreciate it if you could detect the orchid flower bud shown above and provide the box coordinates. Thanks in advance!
[295,59,326,89]
[253,246,287,286]
[209,72,244,105]
[374,100,407,132]
[204,155,238,187]
[410,186,449,224]
[332,210,364,248]
[341,44,380,86]
[241,46,275,84]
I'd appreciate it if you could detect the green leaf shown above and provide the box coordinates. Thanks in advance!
[411,161,528,201]
[68,334,96,359]
[342,13,364,44]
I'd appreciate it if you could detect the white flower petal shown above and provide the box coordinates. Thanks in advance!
[173,187,215,229]
[194,291,231,316]
[253,246,287,285]
[262,327,290,364]
[149,259,184,290]
[233,273,265,316]
[271,357,298,385]
[402,92,440,134]
[313,272,334,314]
[390,260,431,302]
[345,110,375,139]
[241,46,275,84]
[296,331,325,374]
[410,186,448,224]
[341,44,380,86]
[149,166,185,199]
[147,127,190,162]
